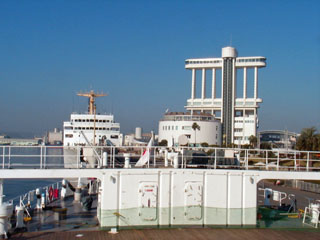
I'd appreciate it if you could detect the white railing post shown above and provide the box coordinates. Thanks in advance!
[112,147,115,169]
[266,150,268,170]
[294,152,297,171]
[246,149,248,170]
[44,146,47,168]
[307,152,310,172]
[102,151,108,168]
[277,151,280,171]
[110,147,112,168]
[40,146,43,169]
[148,148,150,168]
[214,148,217,169]
[153,147,156,167]
[8,146,11,169]
[2,146,4,169]
[76,146,80,169]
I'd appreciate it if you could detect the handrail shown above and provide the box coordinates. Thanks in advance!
[0,145,320,171]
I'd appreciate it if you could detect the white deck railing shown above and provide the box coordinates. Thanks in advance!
[0,145,320,171]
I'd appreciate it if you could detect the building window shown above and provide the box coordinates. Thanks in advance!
[176,126,178,130]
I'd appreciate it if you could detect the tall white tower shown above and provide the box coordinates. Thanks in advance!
[185,47,266,145]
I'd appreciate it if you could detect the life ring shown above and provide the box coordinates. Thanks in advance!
[49,187,54,201]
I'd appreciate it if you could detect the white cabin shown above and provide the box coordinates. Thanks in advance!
[63,113,121,146]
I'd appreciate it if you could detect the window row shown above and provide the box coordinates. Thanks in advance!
[73,119,112,123]
[237,58,266,63]
[163,126,179,131]
[234,120,255,123]
[234,136,250,141]
[185,60,222,64]
[66,127,119,131]
[65,134,119,139]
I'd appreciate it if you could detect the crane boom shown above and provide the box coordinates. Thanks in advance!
[77,90,107,114]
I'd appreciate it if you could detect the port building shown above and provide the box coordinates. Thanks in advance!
[158,112,221,147]
[184,47,266,145]
[259,130,298,150]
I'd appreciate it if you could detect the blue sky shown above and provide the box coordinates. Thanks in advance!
[0,1,319,136]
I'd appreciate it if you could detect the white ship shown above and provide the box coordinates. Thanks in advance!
[63,91,121,167]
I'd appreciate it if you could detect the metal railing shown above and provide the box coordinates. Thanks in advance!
[0,145,320,171]
[6,180,62,210]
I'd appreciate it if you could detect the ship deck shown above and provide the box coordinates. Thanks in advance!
[10,228,320,240]
[6,180,320,239]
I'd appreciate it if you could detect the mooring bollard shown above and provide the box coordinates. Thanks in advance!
[61,180,67,199]
[36,188,42,210]
[74,178,82,202]
[164,149,168,167]
[15,205,25,228]
[102,152,108,168]
[124,153,130,168]
[173,155,179,169]
[41,192,46,209]
[74,188,82,202]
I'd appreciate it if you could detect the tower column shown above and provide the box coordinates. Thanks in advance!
[191,69,196,99]
[212,68,216,99]
[243,67,247,100]
[254,67,258,99]
[201,68,206,99]
[231,58,236,142]
[254,108,257,137]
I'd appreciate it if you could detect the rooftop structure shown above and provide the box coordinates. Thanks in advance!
[185,46,266,145]
[158,112,221,147]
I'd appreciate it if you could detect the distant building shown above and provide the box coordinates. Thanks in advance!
[0,137,40,146]
[184,46,266,145]
[259,130,298,150]
[123,127,154,146]
[158,112,221,147]
[47,128,63,145]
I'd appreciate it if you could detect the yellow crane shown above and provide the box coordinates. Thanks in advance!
[77,90,107,145]
[77,90,107,115]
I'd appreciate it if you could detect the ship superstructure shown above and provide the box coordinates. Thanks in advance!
[63,91,121,146]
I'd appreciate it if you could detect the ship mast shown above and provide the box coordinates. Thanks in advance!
[77,90,107,145]
[77,90,107,115]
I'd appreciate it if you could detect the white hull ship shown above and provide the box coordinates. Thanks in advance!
[63,91,121,168]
